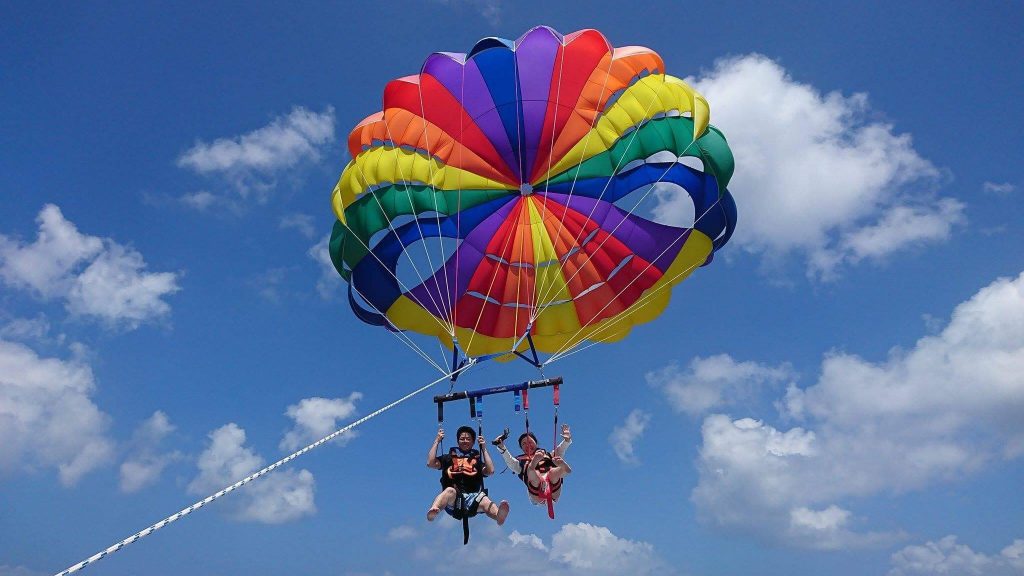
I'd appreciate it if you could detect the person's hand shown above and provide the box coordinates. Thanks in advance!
[435,428,445,443]
[561,424,571,442]
[478,434,486,448]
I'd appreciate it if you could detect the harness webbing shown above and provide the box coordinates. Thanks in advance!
[52,364,474,576]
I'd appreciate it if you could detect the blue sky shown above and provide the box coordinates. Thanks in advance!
[2,2,1022,575]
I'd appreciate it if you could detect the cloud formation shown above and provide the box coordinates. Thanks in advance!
[889,536,1024,576]
[0,205,181,329]
[178,106,335,205]
[280,393,362,452]
[399,521,669,575]
[280,213,316,239]
[0,340,114,485]
[672,55,962,280]
[690,271,1024,549]
[120,411,182,493]
[648,354,794,417]
[309,233,342,299]
[609,409,651,465]
[983,181,1015,196]
[189,423,316,523]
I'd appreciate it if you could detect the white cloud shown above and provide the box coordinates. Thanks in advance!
[280,393,362,452]
[549,523,667,575]
[983,181,1015,196]
[0,205,181,329]
[177,106,335,205]
[0,204,103,298]
[676,55,958,281]
[189,423,316,524]
[609,409,651,465]
[648,354,794,417]
[250,268,289,303]
[691,271,1024,549]
[0,566,43,576]
[386,525,419,541]
[119,411,182,493]
[0,316,53,344]
[179,190,237,213]
[395,520,669,575]
[0,340,114,485]
[836,199,965,265]
[280,213,316,239]
[889,536,1024,576]
[67,243,181,328]
[309,233,343,299]
[508,530,548,552]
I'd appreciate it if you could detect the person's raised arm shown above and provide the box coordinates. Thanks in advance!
[427,428,444,469]
[554,424,572,458]
[479,434,495,476]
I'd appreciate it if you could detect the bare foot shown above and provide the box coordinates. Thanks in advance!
[427,507,440,521]
[495,500,509,526]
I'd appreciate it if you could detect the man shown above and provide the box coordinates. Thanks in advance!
[426,425,509,525]
[494,424,572,507]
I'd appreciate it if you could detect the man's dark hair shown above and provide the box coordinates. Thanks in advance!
[456,426,476,441]
[518,431,538,449]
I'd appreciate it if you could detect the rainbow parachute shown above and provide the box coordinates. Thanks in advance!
[329,26,736,360]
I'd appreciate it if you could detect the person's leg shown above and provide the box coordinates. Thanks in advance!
[478,495,509,526]
[427,487,456,521]
[547,458,571,483]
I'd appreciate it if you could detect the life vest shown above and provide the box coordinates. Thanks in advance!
[440,447,481,489]
[516,452,561,519]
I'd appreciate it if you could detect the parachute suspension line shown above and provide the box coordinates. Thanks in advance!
[534,33,570,239]
[531,70,678,313]
[51,363,475,576]
[414,67,458,334]
[452,54,469,339]
[543,179,718,363]
[349,281,448,375]
[346,158,457,343]
[461,192,528,358]
[512,32,538,357]
[531,116,704,323]
[512,163,533,359]
[376,110,455,336]
[544,192,724,365]
[531,48,617,315]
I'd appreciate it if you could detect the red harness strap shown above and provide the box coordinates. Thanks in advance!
[521,455,561,519]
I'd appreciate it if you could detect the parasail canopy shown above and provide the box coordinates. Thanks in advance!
[329,26,737,362]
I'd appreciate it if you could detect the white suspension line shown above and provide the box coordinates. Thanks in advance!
[532,50,618,314]
[461,190,529,358]
[452,60,469,339]
[413,73,458,330]
[543,193,724,364]
[532,135,697,322]
[543,249,709,366]
[51,363,474,576]
[347,150,456,340]
[348,280,448,375]
[532,131,700,323]
[375,116,455,336]
[532,79,673,313]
